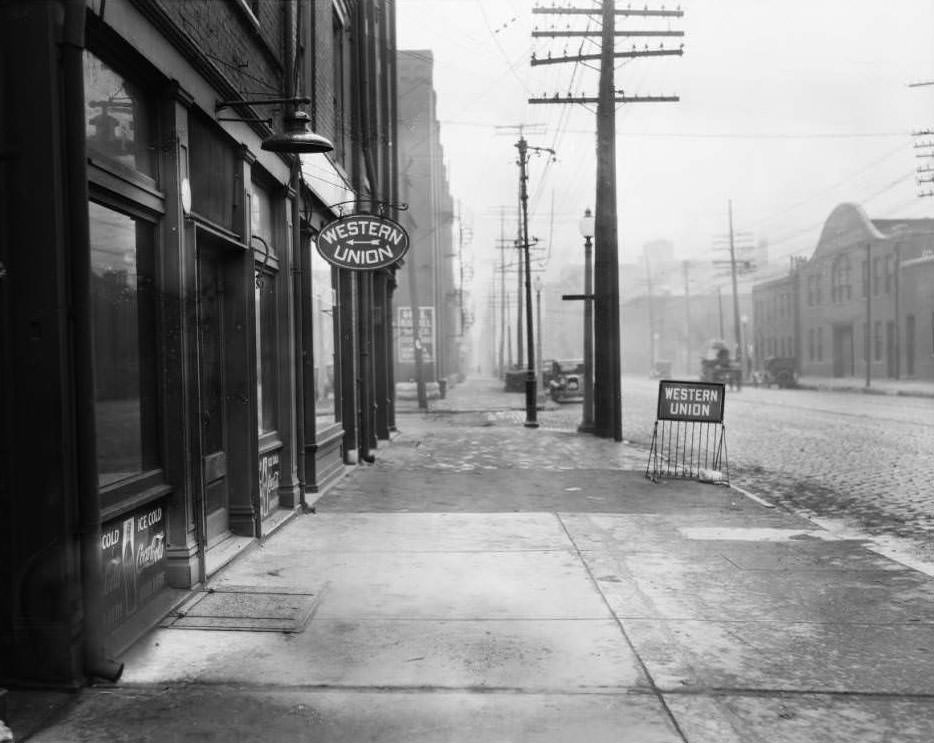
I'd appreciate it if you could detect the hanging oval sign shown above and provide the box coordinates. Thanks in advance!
[316,213,410,271]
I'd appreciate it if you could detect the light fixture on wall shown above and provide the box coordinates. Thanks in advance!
[215,97,333,154]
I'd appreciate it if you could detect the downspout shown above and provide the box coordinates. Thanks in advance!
[352,1,375,461]
[287,0,307,507]
[62,0,123,682]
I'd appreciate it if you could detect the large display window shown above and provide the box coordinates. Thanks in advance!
[89,202,160,489]
[252,184,279,437]
[310,241,337,430]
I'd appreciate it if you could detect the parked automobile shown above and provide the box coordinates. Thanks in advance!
[548,359,586,403]
[757,356,797,388]
[699,340,742,389]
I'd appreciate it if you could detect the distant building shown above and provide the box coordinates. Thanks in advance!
[752,203,934,381]
[395,50,459,387]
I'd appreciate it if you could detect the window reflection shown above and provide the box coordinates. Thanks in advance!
[84,51,154,176]
[255,272,279,435]
[310,240,337,429]
[89,202,159,486]
[252,184,279,435]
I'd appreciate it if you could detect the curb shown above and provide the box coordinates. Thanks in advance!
[796,382,934,398]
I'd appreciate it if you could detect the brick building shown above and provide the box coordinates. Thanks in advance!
[0,0,398,685]
[394,50,459,391]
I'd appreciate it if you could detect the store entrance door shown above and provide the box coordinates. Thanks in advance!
[197,239,230,546]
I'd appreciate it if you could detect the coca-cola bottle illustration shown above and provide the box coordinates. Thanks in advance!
[122,517,137,616]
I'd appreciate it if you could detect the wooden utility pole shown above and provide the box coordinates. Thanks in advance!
[516,136,554,428]
[682,260,692,375]
[530,1,683,441]
[728,200,743,365]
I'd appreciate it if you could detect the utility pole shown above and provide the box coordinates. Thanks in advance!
[682,260,691,375]
[728,200,743,366]
[516,135,554,428]
[865,242,872,388]
[498,215,506,377]
[909,81,934,198]
[530,1,683,441]
[644,252,656,371]
[495,125,544,372]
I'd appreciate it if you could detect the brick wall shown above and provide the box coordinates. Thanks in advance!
[156,0,284,111]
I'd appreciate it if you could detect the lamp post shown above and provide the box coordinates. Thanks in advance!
[535,275,544,402]
[578,208,596,433]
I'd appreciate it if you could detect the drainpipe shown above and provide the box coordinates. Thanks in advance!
[286,0,308,508]
[62,0,123,682]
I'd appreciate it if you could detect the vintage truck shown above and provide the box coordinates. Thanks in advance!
[699,340,743,390]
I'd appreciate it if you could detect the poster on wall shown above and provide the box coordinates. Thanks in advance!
[259,450,280,519]
[101,501,167,630]
[396,306,435,364]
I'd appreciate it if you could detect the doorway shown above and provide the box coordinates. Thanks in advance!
[197,238,230,546]
[906,315,916,377]
[886,321,897,378]
[832,324,854,377]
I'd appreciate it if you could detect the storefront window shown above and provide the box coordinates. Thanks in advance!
[252,184,278,435]
[84,51,154,177]
[255,273,278,435]
[90,202,159,487]
[310,241,337,429]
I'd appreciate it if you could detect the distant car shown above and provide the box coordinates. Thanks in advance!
[548,359,586,403]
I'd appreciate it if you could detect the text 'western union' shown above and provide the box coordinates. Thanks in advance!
[663,385,719,417]
[320,220,405,246]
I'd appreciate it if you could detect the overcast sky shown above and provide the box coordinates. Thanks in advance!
[395,0,934,338]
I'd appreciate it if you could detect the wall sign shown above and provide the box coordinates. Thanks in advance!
[259,450,280,519]
[316,213,410,270]
[656,380,725,423]
[101,501,167,630]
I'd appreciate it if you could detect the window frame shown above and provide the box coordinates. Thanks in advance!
[84,42,168,508]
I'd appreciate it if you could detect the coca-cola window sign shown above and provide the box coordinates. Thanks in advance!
[101,501,167,630]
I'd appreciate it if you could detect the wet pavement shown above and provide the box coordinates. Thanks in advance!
[7,377,934,742]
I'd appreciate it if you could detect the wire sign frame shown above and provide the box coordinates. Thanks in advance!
[645,380,729,485]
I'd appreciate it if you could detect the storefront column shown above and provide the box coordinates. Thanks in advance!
[159,83,202,590]
[228,146,261,537]
[338,269,360,463]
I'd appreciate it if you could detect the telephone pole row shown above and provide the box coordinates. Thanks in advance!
[530,0,684,441]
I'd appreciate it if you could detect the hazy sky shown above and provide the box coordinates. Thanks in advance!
[395,0,934,361]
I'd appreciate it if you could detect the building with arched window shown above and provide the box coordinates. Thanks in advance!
[752,203,934,382]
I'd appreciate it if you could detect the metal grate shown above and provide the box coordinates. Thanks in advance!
[645,420,729,485]
[160,587,322,633]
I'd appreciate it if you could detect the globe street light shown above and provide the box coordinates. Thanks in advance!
[578,208,596,433]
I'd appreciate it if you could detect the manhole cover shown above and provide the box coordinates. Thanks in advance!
[162,587,322,632]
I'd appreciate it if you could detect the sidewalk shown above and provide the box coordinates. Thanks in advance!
[6,376,934,741]
[796,374,934,398]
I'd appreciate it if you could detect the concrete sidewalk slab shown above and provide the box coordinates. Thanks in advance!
[665,693,934,743]
[627,617,934,694]
[28,687,684,743]
[232,512,575,553]
[120,617,648,690]
[213,549,612,620]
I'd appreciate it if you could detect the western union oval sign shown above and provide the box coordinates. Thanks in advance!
[316,214,410,271]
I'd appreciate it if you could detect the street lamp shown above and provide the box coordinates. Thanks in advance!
[578,208,596,433]
[534,275,544,401]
